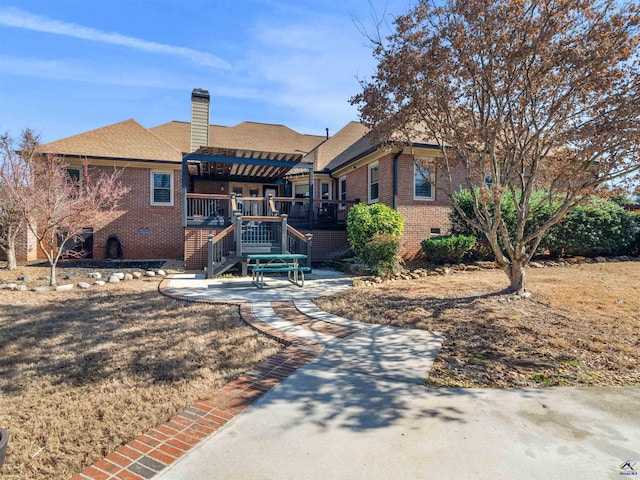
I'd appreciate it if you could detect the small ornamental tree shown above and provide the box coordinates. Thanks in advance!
[0,131,39,270]
[0,130,130,285]
[353,0,640,294]
[0,179,24,270]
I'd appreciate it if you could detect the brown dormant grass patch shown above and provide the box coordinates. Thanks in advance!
[0,268,280,480]
[316,262,640,388]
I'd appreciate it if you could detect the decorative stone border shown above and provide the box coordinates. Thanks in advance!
[352,255,640,287]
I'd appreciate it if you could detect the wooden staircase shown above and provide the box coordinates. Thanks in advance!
[206,214,312,279]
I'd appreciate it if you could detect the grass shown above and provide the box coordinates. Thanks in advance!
[316,261,640,388]
[0,268,280,480]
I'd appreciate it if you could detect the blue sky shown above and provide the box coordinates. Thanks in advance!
[0,0,413,144]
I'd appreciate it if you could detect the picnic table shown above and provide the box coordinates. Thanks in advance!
[247,253,309,288]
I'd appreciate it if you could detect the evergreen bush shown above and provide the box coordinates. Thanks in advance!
[421,234,476,264]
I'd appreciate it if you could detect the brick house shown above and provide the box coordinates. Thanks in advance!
[15,89,462,270]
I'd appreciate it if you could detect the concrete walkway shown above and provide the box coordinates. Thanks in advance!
[154,272,640,480]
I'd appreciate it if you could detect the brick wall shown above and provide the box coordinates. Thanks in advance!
[344,152,467,259]
[94,166,183,260]
[184,227,225,270]
[294,229,349,262]
[13,224,38,262]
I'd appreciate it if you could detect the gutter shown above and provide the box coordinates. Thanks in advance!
[393,149,402,210]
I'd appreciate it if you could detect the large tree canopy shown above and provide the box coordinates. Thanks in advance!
[353,0,640,293]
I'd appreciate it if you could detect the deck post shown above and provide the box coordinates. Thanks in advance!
[280,214,288,253]
[207,233,214,279]
[234,213,243,257]
[305,233,313,270]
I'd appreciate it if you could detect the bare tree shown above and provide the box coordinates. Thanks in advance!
[0,131,39,270]
[0,130,129,285]
[353,0,640,294]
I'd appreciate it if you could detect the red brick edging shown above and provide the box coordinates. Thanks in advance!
[72,283,324,480]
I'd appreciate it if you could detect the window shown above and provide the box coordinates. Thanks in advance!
[339,176,347,209]
[368,163,379,203]
[151,171,173,206]
[294,184,309,198]
[414,162,433,200]
[320,182,330,199]
[66,167,81,183]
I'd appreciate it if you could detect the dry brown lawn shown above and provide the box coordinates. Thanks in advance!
[316,262,640,388]
[0,265,280,480]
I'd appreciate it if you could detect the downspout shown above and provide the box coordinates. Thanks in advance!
[182,156,188,228]
[393,149,402,210]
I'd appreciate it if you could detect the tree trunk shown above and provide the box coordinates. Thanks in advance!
[49,263,57,286]
[506,259,527,295]
[5,245,17,270]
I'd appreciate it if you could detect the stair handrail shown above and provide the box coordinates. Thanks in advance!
[207,223,237,279]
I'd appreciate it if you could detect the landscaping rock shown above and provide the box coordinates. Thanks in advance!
[352,279,365,287]
[32,286,49,292]
[15,284,27,291]
[465,265,481,271]
[594,256,607,263]
[156,269,167,276]
[94,280,106,286]
[574,256,586,262]
[132,271,142,279]
[87,272,102,280]
[77,282,91,289]
[565,257,579,264]
[62,274,79,280]
[123,273,134,281]
[108,275,120,283]
[529,262,544,268]
[144,271,156,277]
[475,261,497,269]
[17,275,31,282]
[2,283,17,290]
[38,275,50,281]
[615,255,631,262]
[115,272,125,280]
[55,284,74,292]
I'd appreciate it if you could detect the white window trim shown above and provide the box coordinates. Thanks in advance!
[338,175,347,210]
[150,170,174,206]
[368,162,379,204]
[292,182,310,198]
[414,162,434,201]
[320,181,332,200]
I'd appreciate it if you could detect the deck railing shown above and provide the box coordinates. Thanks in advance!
[187,194,232,226]
[187,194,355,228]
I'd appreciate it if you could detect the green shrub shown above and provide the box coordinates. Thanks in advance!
[450,189,556,259]
[546,198,636,256]
[347,203,404,265]
[362,233,402,276]
[421,234,476,264]
[628,214,640,256]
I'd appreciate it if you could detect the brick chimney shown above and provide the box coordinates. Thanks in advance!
[190,88,210,152]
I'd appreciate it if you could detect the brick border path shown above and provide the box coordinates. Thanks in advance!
[72,283,329,480]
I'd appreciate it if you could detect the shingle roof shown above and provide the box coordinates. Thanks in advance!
[324,134,378,172]
[39,119,183,162]
[151,121,326,156]
[309,121,369,170]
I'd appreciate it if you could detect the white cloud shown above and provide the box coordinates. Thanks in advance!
[0,6,230,70]
[0,55,202,90]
